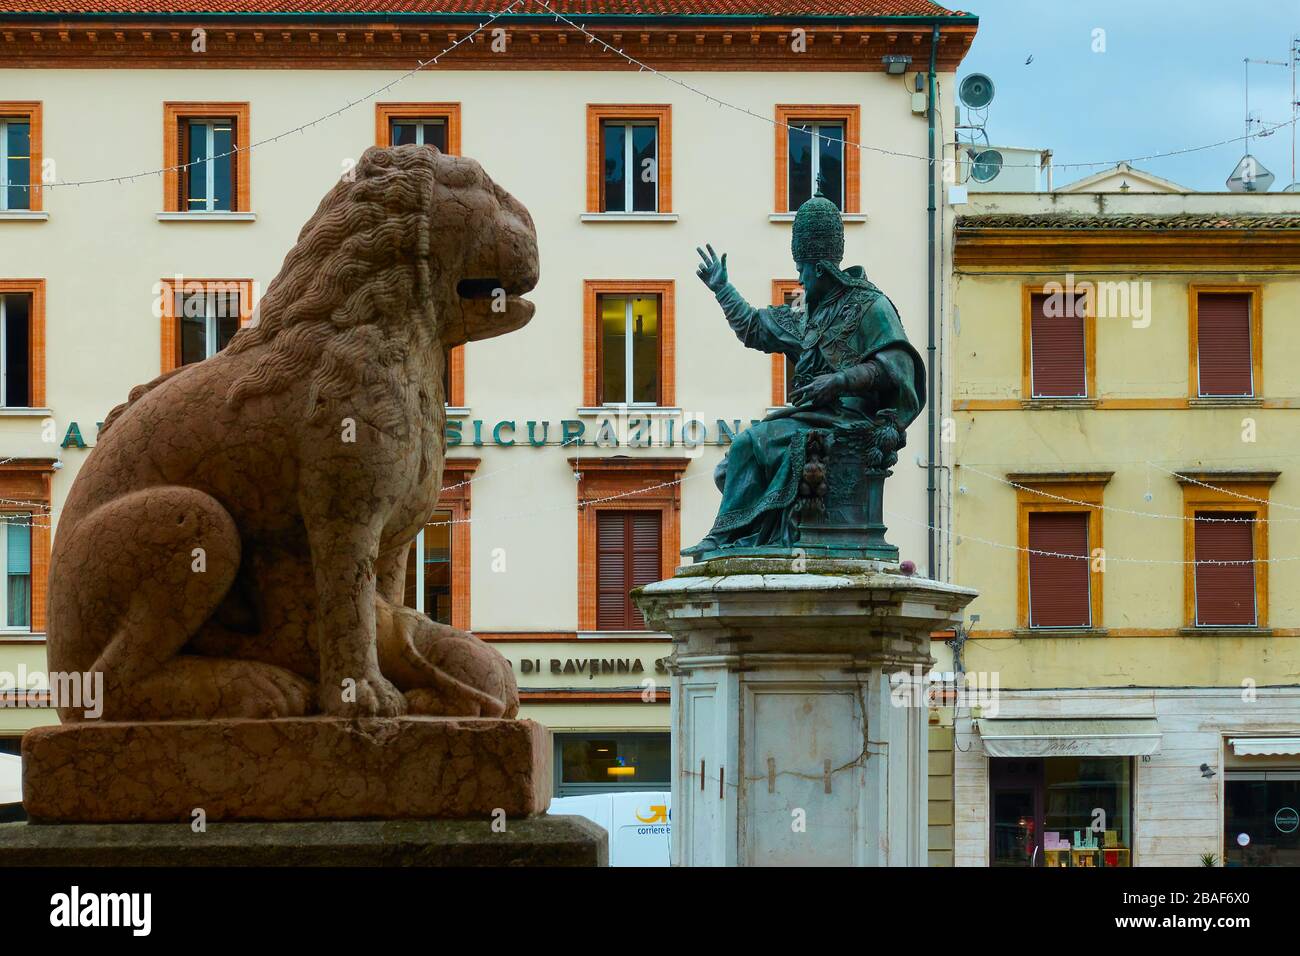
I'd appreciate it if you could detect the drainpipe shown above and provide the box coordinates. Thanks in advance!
[926,24,939,579]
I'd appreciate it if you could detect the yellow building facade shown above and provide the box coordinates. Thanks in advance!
[947,191,1300,867]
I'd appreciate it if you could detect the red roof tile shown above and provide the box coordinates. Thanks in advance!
[0,1,969,17]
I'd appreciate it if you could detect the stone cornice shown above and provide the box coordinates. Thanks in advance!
[0,20,976,70]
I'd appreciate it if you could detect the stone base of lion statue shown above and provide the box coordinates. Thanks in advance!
[20,716,551,823]
[2,715,608,866]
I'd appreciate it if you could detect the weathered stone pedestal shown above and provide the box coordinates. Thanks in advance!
[635,557,976,867]
[0,716,608,866]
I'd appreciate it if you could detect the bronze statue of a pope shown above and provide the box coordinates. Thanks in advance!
[683,191,926,562]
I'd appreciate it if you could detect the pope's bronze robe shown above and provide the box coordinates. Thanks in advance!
[686,266,925,554]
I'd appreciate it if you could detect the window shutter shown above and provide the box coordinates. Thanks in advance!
[1197,293,1253,397]
[1194,512,1256,626]
[177,119,188,211]
[628,511,661,629]
[6,519,30,575]
[1030,292,1087,397]
[1027,511,1090,628]
[596,511,629,630]
[595,510,661,630]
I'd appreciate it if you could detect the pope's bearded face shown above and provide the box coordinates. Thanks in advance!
[796,259,839,307]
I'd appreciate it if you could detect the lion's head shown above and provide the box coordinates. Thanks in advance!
[223,145,538,423]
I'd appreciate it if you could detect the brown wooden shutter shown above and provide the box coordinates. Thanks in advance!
[628,511,661,628]
[596,511,628,629]
[176,119,188,211]
[1027,511,1090,628]
[1194,511,1256,626]
[595,510,661,630]
[1030,292,1087,397]
[1197,293,1253,396]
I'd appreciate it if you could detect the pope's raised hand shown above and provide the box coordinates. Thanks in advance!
[695,244,728,293]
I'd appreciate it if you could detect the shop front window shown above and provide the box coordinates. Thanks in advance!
[990,756,1133,867]
[1225,772,1300,866]
[555,732,670,797]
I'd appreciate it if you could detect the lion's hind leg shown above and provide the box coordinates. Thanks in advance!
[53,486,312,721]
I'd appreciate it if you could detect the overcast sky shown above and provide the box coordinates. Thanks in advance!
[956,0,1299,190]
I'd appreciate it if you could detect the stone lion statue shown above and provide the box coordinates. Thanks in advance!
[47,146,537,722]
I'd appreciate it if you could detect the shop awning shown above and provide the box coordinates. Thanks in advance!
[978,718,1162,758]
[1229,737,1300,756]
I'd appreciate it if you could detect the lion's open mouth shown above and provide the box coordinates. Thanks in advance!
[457,277,505,299]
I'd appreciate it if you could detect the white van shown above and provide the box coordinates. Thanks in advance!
[548,791,671,867]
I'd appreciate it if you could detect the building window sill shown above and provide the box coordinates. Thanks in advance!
[1189,396,1262,407]
[580,212,679,223]
[156,211,257,222]
[1179,626,1272,637]
[0,210,48,222]
[769,212,867,224]
[445,405,471,417]
[577,405,683,417]
[1013,627,1109,639]
[576,630,668,640]
[0,631,44,644]
[1020,398,1098,409]
[0,406,53,417]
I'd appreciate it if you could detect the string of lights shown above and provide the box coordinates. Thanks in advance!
[35,0,526,192]
[18,0,1295,191]
[883,507,1295,567]
[957,463,1300,524]
[535,0,1299,173]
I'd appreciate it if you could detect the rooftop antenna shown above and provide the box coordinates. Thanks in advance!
[1228,56,1286,192]
[1288,35,1300,191]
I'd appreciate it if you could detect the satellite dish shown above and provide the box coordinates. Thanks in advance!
[969,148,1004,183]
[959,73,996,110]
[1226,153,1275,193]
[1283,182,1300,193]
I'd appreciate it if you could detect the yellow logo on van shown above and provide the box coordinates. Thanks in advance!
[636,805,668,824]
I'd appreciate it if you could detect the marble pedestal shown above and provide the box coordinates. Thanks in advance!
[634,557,976,867]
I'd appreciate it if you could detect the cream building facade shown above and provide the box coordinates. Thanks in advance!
[0,2,975,807]
[946,191,1300,866]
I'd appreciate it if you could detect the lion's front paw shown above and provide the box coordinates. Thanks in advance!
[321,672,408,718]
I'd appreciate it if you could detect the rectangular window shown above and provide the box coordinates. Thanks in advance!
[183,118,235,212]
[0,514,31,630]
[1029,291,1087,398]
[404,511,453,626]
[1225,771,1300,866]
[1193,511,1256,627]
[556,733,671,798]
[175,288,240,366]
[601,120,659,213]
[990,757,1132,867]
[787,121,844,211]
[1196,292,1254,397]
[599,293,660,405]
[595,510,661,630]
[389,118,448,152]
[1027,511,1091,628]
[0,293,31,407]
[0,118,31,211]
[164,103,249,213]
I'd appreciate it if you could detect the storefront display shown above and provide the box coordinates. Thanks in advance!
[990,756,1133,867]
[1224,770,1300,866]
[554,732,671,797]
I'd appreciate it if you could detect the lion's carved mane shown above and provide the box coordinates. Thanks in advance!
[103,149,443,436]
